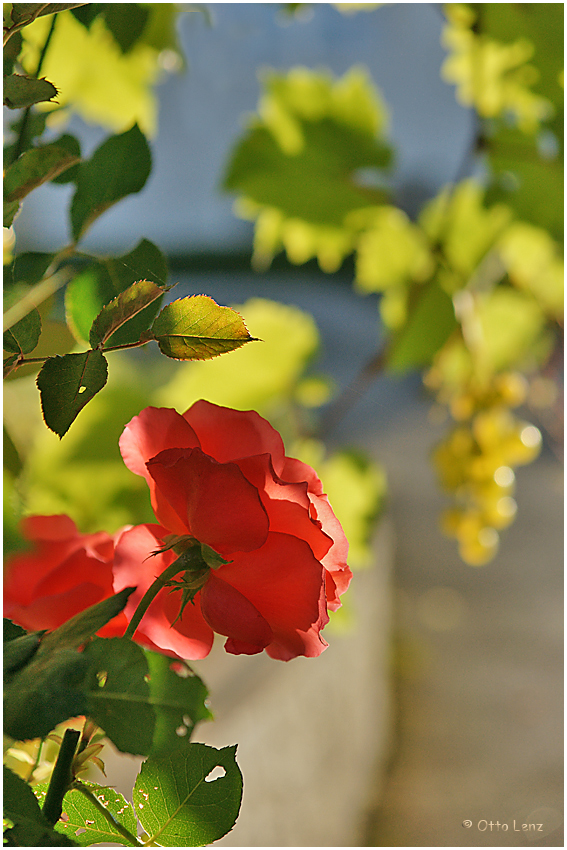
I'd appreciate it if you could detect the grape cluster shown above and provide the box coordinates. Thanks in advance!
[431,373,542,565]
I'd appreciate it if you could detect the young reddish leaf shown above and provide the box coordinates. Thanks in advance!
[36,350,109,437]
[150,295,257,360]
[4,145,80,202]
[133,744,243,847]
[3,308,42,355]
[3,74,58,109]
[70,124,151,241]
[89,279,174,347]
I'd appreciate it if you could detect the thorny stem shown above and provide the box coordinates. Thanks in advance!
[73,780,144,847]
[122,556,203,642]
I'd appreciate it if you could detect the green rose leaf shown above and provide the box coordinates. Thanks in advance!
[3,630,43,681]
[4,145,80,203]
[3,308,42,355]
[3,648,90,741]
[38,587,136,655]
[3,74,58,109]
[70,124,151,241]
[386,280,457,373]
[89,279,174,347]
[3,590,135,742]
[49,133,82,184]
[133,744,243,847]
[150,295,257,360]
[3,767,78,847]
[33,782,137,847]
[84,638,211,757]
[9,4,86,25]
[65,238,168,344]
[36,349,109,437]
[103,3,150,53]
[143,649,212,755]
[4,251,55,289]
[84,637,154,756]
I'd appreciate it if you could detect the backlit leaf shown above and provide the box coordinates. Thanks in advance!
[386,280,457,373]
[66,238,168,343]
[150,296,256,360]
[33,782,137,847]
[37,350,108,437]
[133,744,243,847]
[70,124,151,241]
[84,638,211,757]
[89,279,173,347]
[3,767,78,847]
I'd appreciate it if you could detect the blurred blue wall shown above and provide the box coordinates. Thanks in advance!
[14,2,473,256]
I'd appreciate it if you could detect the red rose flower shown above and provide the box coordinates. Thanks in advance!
[115,400,351,660]
[4,515,127,636]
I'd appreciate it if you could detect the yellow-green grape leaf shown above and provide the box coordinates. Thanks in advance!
[150,296,257,361]
[70,124,151,241]
[497,222,564,319]
[419,180,512,282]
[3,145,80,202]
[3,74,58,109]
[36,350,109,437]
[33,781,137,847]
[3,308,41,355]
[386,280,458,372]
[354,206,434,292]
[224,67,392,270]
[473,289,546,373]
[133,744,243,847]
[89,279,173,347]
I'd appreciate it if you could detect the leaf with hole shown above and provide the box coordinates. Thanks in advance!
[33,781,137,847]
[36,350,109,437]
[133,744,243,846]
[3,767,78,847]
[84,638,211,756]
[150,296,257,360]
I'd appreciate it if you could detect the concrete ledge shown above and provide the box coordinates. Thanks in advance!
[190,516,395,846]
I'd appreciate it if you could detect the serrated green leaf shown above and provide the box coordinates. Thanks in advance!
[151,295,256,360]
[3,648,90,741]
[4,111,48,166]
[386,280,457,373]
[9,3,86,24]
[84,637,153,756]
[3,767,78,847]
[143,650,212,755]
[66,238,168,344]
[84,638,211,757]
[89,279,172,347]
[70,124,151,241]
[33,781,138,847]
[3,74,58,109]
[50,134,82,184]
[133,744,243,847]
[37,350,109,436]
[4,145,80,202]
[3,308,42,355]
[4,251,55,289]
[38,588,136,656]
[3,590,135,741]
[4,618,27,643]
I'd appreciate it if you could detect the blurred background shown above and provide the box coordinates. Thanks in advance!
[4,3,563,846]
